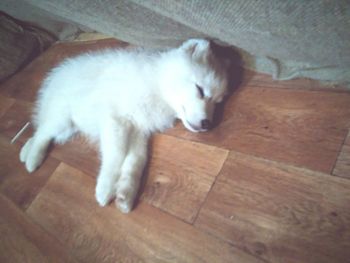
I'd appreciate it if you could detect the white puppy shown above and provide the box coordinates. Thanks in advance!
[19,39,228,213]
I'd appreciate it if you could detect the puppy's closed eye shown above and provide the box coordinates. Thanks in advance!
[196,84,204,99]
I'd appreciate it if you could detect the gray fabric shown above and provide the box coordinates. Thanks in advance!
[21,0,207,45]
[0,0,86,40]
[0,12,55,81]
[3,0,350,86]
[131,0,350,85]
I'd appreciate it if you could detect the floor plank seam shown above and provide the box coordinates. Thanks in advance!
[331,129,350,178]
[24,159,62,211]
[244,83,350,93]
[159,137,349,182]
[1,193,83,263]
[23,161,62,213]
[193,223,271,263]
[226,149,350,182]
[141,199,199,226]
[161,132,230,153]
[26,214,83,263]
[191,151,230,225]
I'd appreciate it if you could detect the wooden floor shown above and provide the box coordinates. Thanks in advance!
[0,39,350,263]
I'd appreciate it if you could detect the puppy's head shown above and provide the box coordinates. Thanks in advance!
[164,39,229,132]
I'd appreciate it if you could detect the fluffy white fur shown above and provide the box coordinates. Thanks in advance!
[19,39,228,213]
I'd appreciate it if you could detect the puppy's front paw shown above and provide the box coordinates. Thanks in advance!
[20,138,33,163]
[25,154,44,173]
[20,138,43,173]
[95,181,115,206]
[115,186,136,213]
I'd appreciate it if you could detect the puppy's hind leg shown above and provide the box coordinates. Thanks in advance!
[20,117,74,173]
[95,119,131,207]
[115,130,149,213]
[20,126,53,173]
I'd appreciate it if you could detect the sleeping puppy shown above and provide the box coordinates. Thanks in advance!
[20,39,229,213]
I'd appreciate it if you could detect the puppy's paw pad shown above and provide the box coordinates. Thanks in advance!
[115,188,134,213]
[95,184,114,206]
[115,198,132,213]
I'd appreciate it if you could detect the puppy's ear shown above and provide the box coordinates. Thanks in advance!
[180,39,211,60]
[222,58,231,69]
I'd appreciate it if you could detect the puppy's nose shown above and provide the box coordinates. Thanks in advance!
[201,119,212,130]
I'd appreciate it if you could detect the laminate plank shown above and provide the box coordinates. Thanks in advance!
[0,100,99,178]
[167,87,350,173]
[243,70,313,90]
[0,135,59,209]
[48,133,228,223]
[0,95,15,118]
[195,151,350,263]
[0,99,34,143]
[333,131,350,178]
[50,135,100,178]
[0,194,78,263]
[243,70,346,91]
[26,163,262,263]
[142,134,228,223]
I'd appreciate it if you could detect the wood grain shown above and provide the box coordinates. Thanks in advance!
[333,131,350,178]
[50,135,100,178]
[0,194,78,263]
[1,37,350,263]
[0,135,59,209]
[0,99,34,143]
[243,70,312,90]
[34,132,228,223]
[26,163,262,263]
[243,70,347,91]
[195,151,350,263]
[142,134,228,223]
[166,87,350,173]
[0,95,15,118]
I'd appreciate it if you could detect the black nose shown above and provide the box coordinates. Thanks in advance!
[201,119,212,130]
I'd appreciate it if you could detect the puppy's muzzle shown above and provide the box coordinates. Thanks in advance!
[201,119,212,130]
